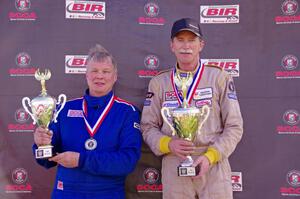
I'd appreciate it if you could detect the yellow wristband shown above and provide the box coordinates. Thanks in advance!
[204,147,220,165]
[159,136,172,154]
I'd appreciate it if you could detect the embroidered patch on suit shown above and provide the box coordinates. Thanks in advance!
[193,88,213,100]
[67,110,83,117]
[57,180,64,190]
[165,91,177,101]
[195,99,212,107]
[162,101,179,108]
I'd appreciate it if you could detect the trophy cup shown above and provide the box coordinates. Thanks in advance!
[161,72,210,177]
[22,69,66,159]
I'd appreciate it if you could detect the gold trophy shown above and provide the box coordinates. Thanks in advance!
[161,72,210,176]
[22,69,66,159]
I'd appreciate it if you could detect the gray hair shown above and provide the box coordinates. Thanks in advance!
[87,44,117,70]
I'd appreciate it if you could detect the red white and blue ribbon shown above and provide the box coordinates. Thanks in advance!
[82,95,115,137]
[171,61,205,106]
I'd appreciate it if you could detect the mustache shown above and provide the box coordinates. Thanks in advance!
[179,49,193,54]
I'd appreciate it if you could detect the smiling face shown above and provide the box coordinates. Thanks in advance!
[86,58,117,97]
[170,30,204,71]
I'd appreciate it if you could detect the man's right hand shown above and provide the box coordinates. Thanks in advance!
[34,126,53,146]
[168,138,195,159]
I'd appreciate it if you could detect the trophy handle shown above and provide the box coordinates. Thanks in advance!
[198,105,210,130]
[22,97,37,125]
[53,94,67,123]
[161,107,176,136]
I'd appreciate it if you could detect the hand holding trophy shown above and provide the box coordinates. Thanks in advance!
[22,69,66,159]
[161,71,210,177]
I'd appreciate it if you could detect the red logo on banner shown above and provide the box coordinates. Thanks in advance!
[276,109,300,135]
[66,0,106,20]
[5,168,32,193]
[8,107,35,133]
[287,170,300,187]
[144,3,159,17]
[282,0,299,15]
[15,0,31,12]
[143,168,160,184]
[65,55,87,74]
[283,110,300,126]
[138,2,165,25]
[280,170,300,196]
[136,167,162,193]
[15,108,30,123]
[137,55,160,78]
[282,55,298,71]
[231,172,243,192]
[69,3,104,12]
[16,52,31,67]
[12,168,28,184]
[206,7,237,16]
[9,52,37,76]
[9,0,37,21]
[202,59,240,77]
[275,55,300,79]
[200,5,239,24]
[144,55,159,70]
[275,0,300,24]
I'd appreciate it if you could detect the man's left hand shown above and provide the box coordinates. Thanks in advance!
[192,155,210,179]
[49,152,79,168]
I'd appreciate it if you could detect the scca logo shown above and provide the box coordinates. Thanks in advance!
[144,2,159,17]
[282,0,298,16]
[12,168,28,185]
[66,55,88,67]
[144,55,159,70]
[143,168,159,184]
[15,0,31,12]
[15,108,30,123]
[15,52,31,67]
[283,110,300,126]
[287,170,300,187]
[281,55,298,71]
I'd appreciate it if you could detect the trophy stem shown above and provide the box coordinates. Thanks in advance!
[40,79,47,96]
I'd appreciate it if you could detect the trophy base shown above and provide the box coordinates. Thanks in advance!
[35,145,53,159]
[177,165,200,177]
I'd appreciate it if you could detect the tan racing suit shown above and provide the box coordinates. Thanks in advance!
[141,63,243,199]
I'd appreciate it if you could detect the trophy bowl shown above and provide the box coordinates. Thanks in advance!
[172,107,201,141]
[22,69,66,159]
[30,95,56,127]
[161,105,210,176]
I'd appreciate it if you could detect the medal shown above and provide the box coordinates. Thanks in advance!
[171,61,204,106]
[85,138,97,150]
[82,94,115,150]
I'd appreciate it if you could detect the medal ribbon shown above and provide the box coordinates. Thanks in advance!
[171,61,205,106]
[82,95,115,137]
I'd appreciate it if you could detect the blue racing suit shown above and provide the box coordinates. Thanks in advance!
[33,90,142,199]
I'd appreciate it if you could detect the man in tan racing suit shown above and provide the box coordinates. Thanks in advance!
[141,18,243,199]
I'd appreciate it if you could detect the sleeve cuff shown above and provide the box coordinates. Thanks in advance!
[204,147,221,165]
[159,136,172,154]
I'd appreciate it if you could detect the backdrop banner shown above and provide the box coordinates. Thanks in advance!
[1,0,300,198]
